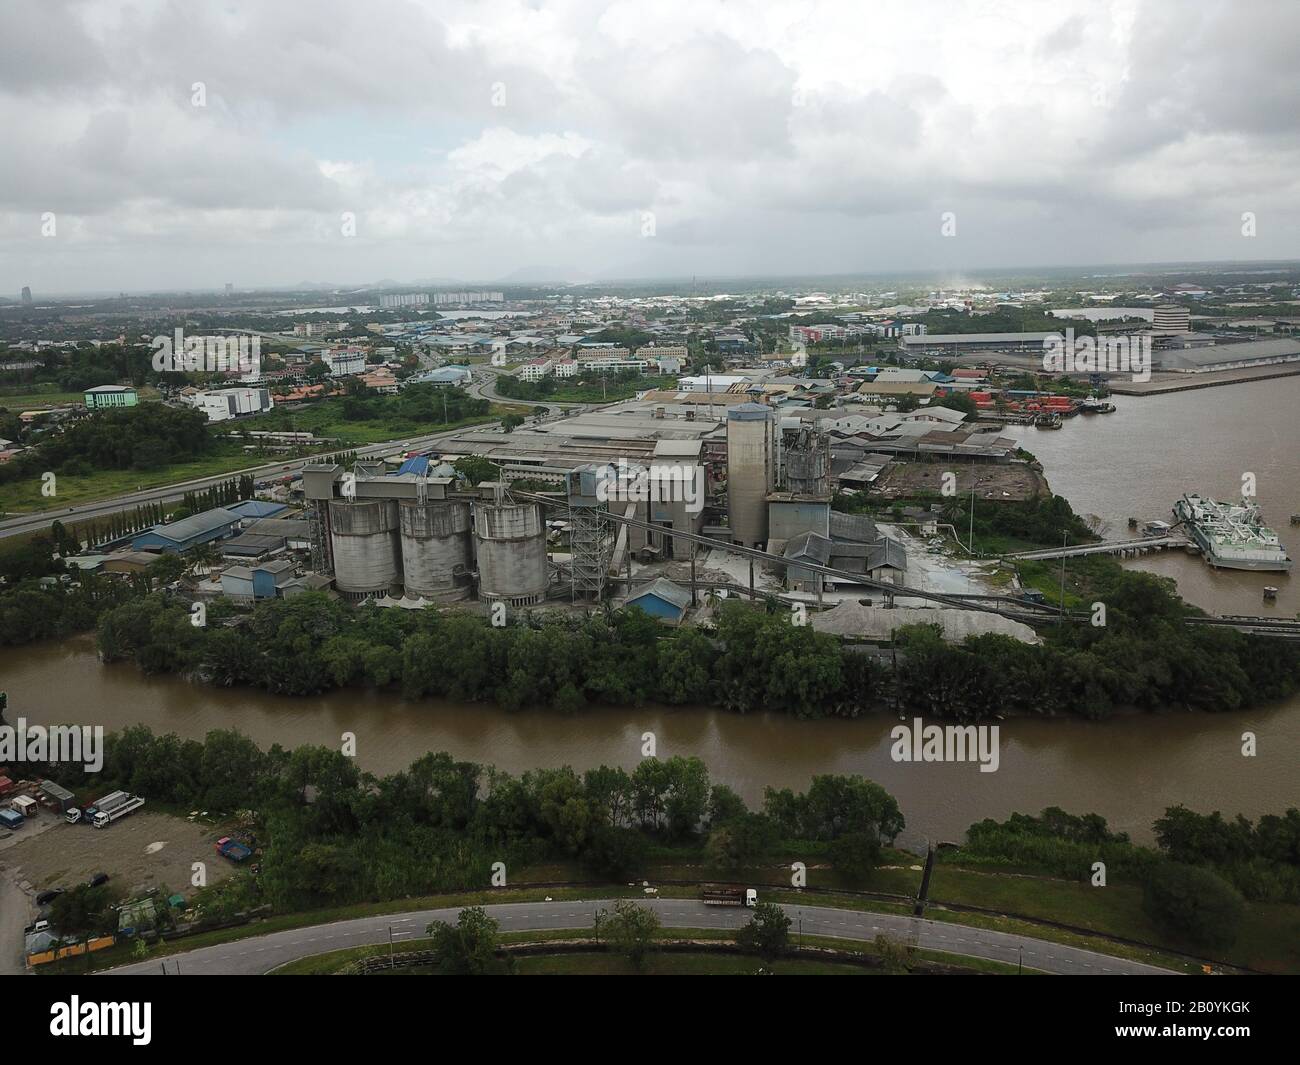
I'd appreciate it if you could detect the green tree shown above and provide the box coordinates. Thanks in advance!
[604,899,660,971]
[1142,862,1245,949]
[706,812,778,870]
[873,932,916,973]
[829,831,882,885]
[736,901,791,964]
[453,455,499,487]
[49,884,119,940]
[425,906,513,974]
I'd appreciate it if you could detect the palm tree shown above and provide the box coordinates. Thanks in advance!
[183,542,220,578]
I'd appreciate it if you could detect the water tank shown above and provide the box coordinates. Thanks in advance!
[399,500,473,601]
[474,501,548,606]
[329,499,401,597]
[726,403,774,547]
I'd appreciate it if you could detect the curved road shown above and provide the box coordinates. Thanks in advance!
[102,898,1175,976]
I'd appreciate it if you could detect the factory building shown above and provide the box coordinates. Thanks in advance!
[131,508,242,553]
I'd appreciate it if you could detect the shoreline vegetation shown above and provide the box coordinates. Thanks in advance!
[90,564,1300,720]
[28,728,1300,969]
[0,558,1296,721]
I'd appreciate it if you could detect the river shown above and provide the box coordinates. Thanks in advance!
[3,378,1298,849]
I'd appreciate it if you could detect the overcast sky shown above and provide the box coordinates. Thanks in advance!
[2,0,1297,294]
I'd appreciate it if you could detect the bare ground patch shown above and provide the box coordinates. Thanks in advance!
[0,811,235,900]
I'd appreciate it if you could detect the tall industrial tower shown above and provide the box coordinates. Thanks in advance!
[726,402,776,548]
[567,464,613,602]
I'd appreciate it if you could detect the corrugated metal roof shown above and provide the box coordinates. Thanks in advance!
[628,577,692,611]
[145,507,239,544]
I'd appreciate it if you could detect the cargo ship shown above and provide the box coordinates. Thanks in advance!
[1173,494,1294,572]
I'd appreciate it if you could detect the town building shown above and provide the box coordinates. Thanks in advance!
[195,387,273,422]
[83,385,138,410]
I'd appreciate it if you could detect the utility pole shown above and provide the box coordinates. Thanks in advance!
[1059,529,1068,620]
[968,480,976,554]
[690,541,697,607]
[914,843,936,917]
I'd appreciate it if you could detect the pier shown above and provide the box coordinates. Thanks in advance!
[1006,534,1191,562]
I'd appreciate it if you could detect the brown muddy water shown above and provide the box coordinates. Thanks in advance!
[3,378,1298,849]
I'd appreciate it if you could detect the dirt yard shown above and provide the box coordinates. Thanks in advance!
[873,460,1046,502]
[0,811,236,901]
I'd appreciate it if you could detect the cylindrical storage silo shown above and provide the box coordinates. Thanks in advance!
[727,403,774,547]
[474,501,548,606]
[399,500,473,601]
[329,498,401,598]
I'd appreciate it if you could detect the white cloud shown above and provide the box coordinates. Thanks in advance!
[0,0,1297,291]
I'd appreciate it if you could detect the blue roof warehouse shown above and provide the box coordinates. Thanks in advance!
[131,507,242,553]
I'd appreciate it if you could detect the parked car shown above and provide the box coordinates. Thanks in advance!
[35,888,64,906]
[87,872,110,888]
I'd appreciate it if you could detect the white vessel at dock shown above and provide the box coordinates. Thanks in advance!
[1173,494,1294,572]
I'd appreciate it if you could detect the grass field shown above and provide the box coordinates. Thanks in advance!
[0,384,162,408]
[0,445,294,515]
[240,400,519,446]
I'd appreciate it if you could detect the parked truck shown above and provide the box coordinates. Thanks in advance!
[0,809,24,831]
[214,837,253,862]
[701,884,758,907]
[91,794,145,829]
[68,790,127,825]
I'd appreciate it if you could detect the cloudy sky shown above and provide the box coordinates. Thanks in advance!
[2,0,1297,294]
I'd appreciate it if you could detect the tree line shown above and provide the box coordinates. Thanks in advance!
[959,804,1300,948]
[89,566,1300,722]
[36,726,905,912]
[0,404,215,486]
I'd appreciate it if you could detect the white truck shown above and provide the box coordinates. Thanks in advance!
[701,885,758,907]
[92,794,145,828]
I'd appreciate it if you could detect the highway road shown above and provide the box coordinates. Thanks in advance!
[0,421,486,542]
[0,365,569,542]
[101,897,1175,976]
[467,364,582,410]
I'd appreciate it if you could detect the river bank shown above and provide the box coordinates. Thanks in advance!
[3,634,1295,850]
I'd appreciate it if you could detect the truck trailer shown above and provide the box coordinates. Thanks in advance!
[92,795,145,828]
[68,789,129,824]
[701,885,758,907]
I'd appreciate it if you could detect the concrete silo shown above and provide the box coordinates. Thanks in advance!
[726,402,775,547]
[328,498,402,598]
[399,499,474,601]
[474,500,549,606]
[783,425,831,497]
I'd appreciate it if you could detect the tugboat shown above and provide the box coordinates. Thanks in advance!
[1034,411,1063,429]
